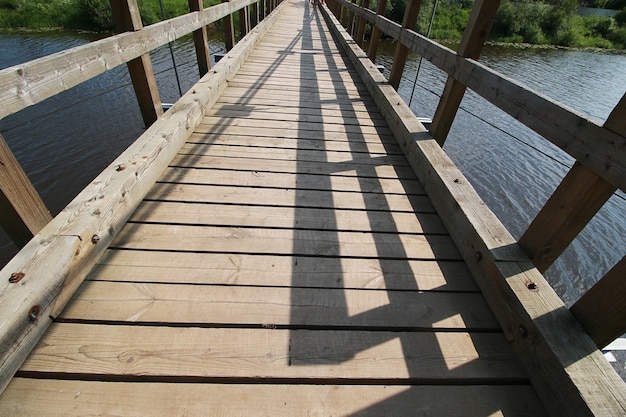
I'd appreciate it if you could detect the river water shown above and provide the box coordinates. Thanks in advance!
[0,30,624,309]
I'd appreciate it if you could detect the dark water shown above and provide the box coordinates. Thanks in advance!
[0,31,625,309]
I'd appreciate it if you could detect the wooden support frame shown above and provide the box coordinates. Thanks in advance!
[0,133,52,247]
[571,256,626,349]
[388,0,421,90]
[189,0,212,76]
[109,0,163,127]
[430,0,500,145]
[0,0,288,396]
[222,0,236,50]
[367,0,387,62]
[519,93,625,273]
[353,0,369,46]
[319,4,626,416]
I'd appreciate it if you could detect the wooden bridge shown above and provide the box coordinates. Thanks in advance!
[0,0,625,415]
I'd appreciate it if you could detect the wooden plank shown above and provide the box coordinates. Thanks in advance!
[130,202,445,234]
[111,223,462,259]
[0,379,548,417]
[0,133,52,247]
[571,256,626,349]
[110,0,163,127]
[145,183,436,212]
[60,281,498,329]
[186,132,401,154]
[430,0,501,145]
[216,94,381,113]
[89,250,478,291]
[319,5,626,416]
[388,0,422,90]
[518,161,617,273]
[0,1,288,396]
[159,166,423,194]
[19,324,526,381]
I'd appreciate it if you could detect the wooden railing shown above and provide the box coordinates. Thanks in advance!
[326,0,625,348]
[0,0,281,247]
[320,1,625,416]
[0,0,285,396]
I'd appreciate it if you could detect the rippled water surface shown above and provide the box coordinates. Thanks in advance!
[1,31,625,308]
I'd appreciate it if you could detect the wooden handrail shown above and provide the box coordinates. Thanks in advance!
[0,0,262,122]
[330,0,626,193]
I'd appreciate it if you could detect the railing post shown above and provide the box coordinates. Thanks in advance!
[239,4,250,37]
[222,0,236,51]
[519,93,625,273]
[251,1,259,28]
[430,0,500,145]
[570,256,626,349]
[188,0,211,77]
[354,0,369,47]
[0,133,52,247]
[346,0,356,34]
[367,0,387,62]
[109,0,163,127]
[388,0,422,90]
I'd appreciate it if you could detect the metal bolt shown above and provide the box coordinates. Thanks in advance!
[9,272,25,283]
[28,306,40,323]
[116,164,126,172]
[519,325,528,338]
[91,234,100,244]
[474,251,483,261]
[526,282,538,291]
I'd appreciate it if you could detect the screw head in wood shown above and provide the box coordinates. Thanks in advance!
[9,272,25,283]
[91,234,100,244]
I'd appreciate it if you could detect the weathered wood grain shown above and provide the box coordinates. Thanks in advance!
[0,379,548,417]
[20,324,525,381]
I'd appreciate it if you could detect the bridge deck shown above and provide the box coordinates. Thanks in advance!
[1,2,547,415]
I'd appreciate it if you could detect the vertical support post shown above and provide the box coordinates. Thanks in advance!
[222,0,236,51]
[188,0,211,77]
[570,256,626,349]
[0,133,52,247]
[354,0,369,47]
[110,0,163,127]
[251,1,259,28]
[239,5,250,37]
[430,0,500,145]
[367,0,387,62]
[388,0,421,90]
[519,93,625,273]
[346,0,356,34]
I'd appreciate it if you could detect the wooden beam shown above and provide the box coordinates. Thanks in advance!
[519,93,625,272]
[0,133,52,247]
[222,0,236,51]
[0,0,288,396]
[570,256,626,349]
[388,0,421,90]
[110,0,163,127]
[354,0,369,47]
[430,0,500,145]
[367,0,387,62]
[188,0,211,77]
[320,6,626,416]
